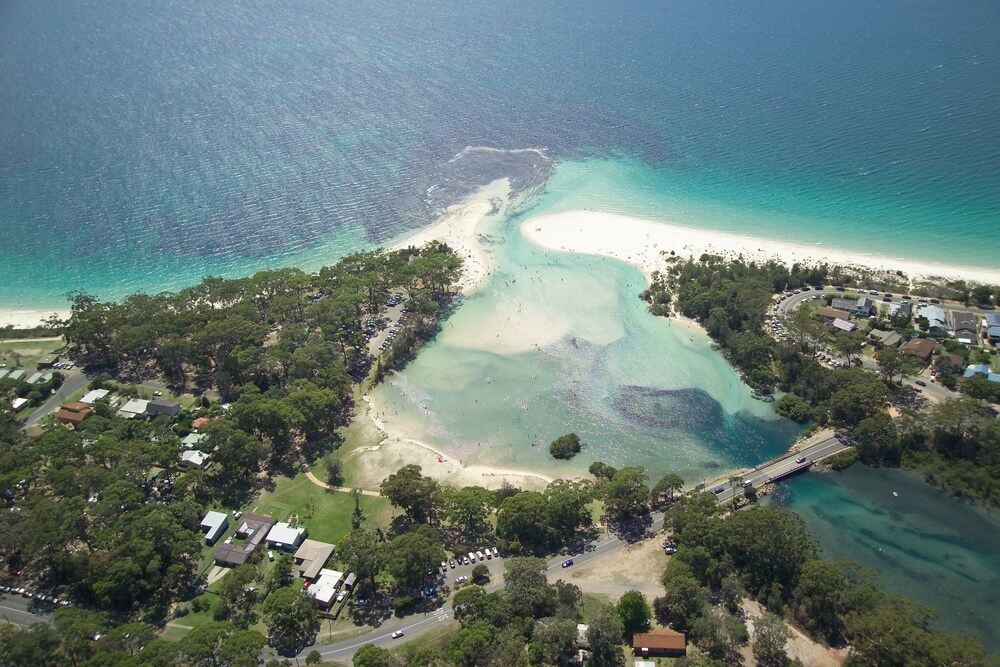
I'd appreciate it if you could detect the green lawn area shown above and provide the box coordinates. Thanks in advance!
[0,338,64,370]
[252,473,393,545]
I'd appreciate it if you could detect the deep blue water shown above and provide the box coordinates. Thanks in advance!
[2,0,999,307]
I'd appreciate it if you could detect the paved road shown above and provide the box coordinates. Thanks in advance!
[301,516,666,662]
[712,435,849,506]
[0,593,55,628]
[22,370,88,428]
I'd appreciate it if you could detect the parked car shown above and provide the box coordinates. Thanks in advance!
[561,559,574,568]
[476,550,485,561]
[455,576,467,584]
[336,591,347,603]
[491,547,499,557]
[449,559,457,569]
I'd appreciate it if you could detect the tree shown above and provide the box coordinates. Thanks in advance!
[690,611,748,665]
[497,491,557,555]
[472,563,490,583]
[339,529,384,591]
[503,557,553,619]
[306,649,323,665]
[585,604,625,667]
[261,587,320,654]
[601,466,650,524]
[854,412,900,465]
[447,620,498,667]
[875,346,905,383]
[323,453,344,486]
[549,433,582,460]
[529,617,579,667]
[654,575,708,632]
[383,526,445,591]
[380,464,439,524]
[553,579,583,620]
[441,486,495,542]
[544,479,594,537]
[218,563,259,626]
[652,473,685,504]
[353,643,399,667]
[270,553,294,591]
[615,591,651,639]
[179,621,266,667]
[752,612,791,667]
[588,461,618,486]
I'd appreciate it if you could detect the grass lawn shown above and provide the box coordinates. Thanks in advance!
[387,620,459,660]
[581,592,615,623]
[0,338,64,370]
[252,473,393,545]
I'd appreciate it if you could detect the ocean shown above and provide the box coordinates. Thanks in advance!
[2,0,999,309]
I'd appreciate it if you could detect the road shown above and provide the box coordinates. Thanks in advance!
[300,515,666,662]
[0,593,55,628]
[22,370,88,428]
[712,435,849,506]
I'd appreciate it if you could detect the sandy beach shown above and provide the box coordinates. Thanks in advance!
[0,308,69,330]
[521,210,1000,288]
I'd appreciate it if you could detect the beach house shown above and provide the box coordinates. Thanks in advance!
[266,522,307,551]
[985,313,1000,345]
[951,312,978,344]
[916,304,948,334]
[200,511,229,545]
[294,539,336,580]
[147,398,182,417]
[901,338,935,363]
[632,629,687,658]
[117,398,150,419]
[55,402,92,427]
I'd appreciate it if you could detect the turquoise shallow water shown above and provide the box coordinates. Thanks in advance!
[773,466,1000,653]
[371,211,802,481]
[2,0,999,309]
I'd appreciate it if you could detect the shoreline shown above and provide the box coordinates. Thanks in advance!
[520,210,1000,288]
[0,308,70,330]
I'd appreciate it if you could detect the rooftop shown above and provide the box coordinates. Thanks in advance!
[79,389,110,404]
[633,628,687,652]
[294,539,336,580]
[267,522,306,548]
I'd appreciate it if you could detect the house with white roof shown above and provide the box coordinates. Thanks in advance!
[306,568,344,608]
[117,398,150,419]
[916,305,947,334]
[266,522,307,551]
[180,449,209,469]
[200,511,229,545]
[80,389,111,405]
[182,432,208,449]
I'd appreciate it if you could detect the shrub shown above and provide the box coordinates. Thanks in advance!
[549,433,582,460]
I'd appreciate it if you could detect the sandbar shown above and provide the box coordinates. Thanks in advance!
[521,210,1000,288]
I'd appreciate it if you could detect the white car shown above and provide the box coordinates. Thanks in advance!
[492,547,499,557]
[476,550,485,561]
[391,630,404,639]
[455,576,467,584]
[336,591,347,603]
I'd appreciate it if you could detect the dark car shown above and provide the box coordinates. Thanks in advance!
[561,559,574,568]
[915,380,927,387]
[795,456,807,464]
[713,486,725,494]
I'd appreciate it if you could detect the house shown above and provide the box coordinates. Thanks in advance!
[266,522,307,551]
[147,398,182,417]
[854,297,876,317]
[916,304,947,333]
[8,369,26,381]
[192,416,214,429]
[831,297,857,312]
[985,314,1000,344]
[79,389,110,405]
[179,449,208,469]
[200,511,229,545]
[55,402,92,427]
[832,318,857,333]
[869,329,902,348]
[306,568,344,608]
[964,365,1000,383]
[939,353,965,370]
[632,629,687,658]
[182,432,208,448]
[888,301,912,320]
[815,306,852,321]
[36,355,59,370]
[214,513,275,567]
[12,398,29,411]
[901,338,935,363]
[293,539,336,580]
[117,398,150,419]
[951,312,978,343]
[25,372,43,385]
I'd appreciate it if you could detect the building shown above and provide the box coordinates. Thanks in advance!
[916,304,947,333]
[869,329,902,348]
[576,624,589,648]
[634,662,656,667]
[36,355,59,370]
[307,568,344,608]
[901,338,936,363]
[964,365,1000,383]
[214,513,275,567]
[854,297,876,317]
[342,572,357,590]
[12,398,29,411]
[888,301,913,320]
[8,369,26,381]
[0,370,8,380]
[832,318,857,333]
[147,398,182,417]
[266,522,307,551]
[831,297,857,312]
[117,398,150,419]
[294,539,336,580]
[951,312,978,343]
[182,432,208,448]
[179,449,208,469]
[200,511,229,545]
[55,402,92,427]
[985,313,1000,344]
[79,389,110,405]
[192,416,212,429]
[815,306,852,321]
[632,629,687,658]
[25,372,43,385]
